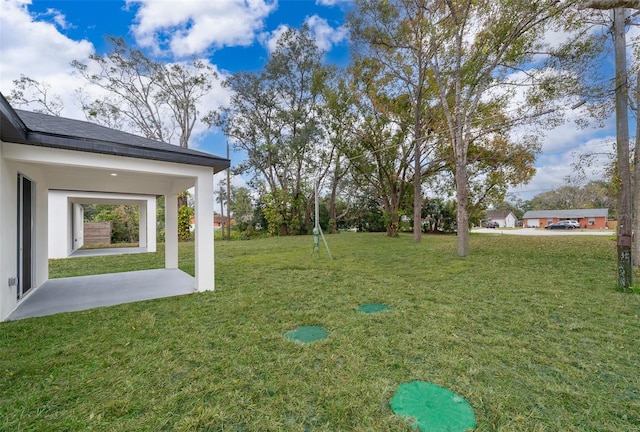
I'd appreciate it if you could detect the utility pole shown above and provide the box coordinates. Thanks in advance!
[226,142,231,241]
[582,2,637,291]
[612,7,633,291]
[219,184,225,235]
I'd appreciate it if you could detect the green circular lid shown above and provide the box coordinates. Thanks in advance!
[358,303,390,313]
[390,381,476,432]
[285,326,328,343]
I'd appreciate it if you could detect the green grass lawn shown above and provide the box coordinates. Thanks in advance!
[2,233,639,431]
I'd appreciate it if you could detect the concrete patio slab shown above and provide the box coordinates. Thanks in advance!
[7,268,195,321]
[69,247,148,257]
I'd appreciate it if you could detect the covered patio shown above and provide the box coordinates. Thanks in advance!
[0,93,229,321]
[7,268,195,321]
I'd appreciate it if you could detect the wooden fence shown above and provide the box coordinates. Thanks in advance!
[84,222,111,245]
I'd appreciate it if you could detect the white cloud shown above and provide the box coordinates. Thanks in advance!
[509,126,615,200]
[259,23,289,53]
[316,0,351,6]
[127,0,277,57]
[0,0,234,157]
[259,15,347,54]
[0,0,95,118]
[304,14,348,52]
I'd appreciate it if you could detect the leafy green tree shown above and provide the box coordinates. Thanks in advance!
[343,196,386,232]
[262,189,289,236]
[93,204,139,244]
[423,0,580,256]
[527,181,616,214]
[317,74,357,234]
[348,0,438,243]
[422,198,456,233]
[346,0,588,254]
[230,186,254,232]
[217,25,329,236]
[342,60,415,237]
[178,205,194,242]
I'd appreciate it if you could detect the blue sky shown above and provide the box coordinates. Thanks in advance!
[0,0,353,193]
[21,0,352,72]
[0,0,627,201]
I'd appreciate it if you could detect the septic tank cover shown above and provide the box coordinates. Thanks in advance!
[358,303,390,313]
[390,381,476,432]
[285,326,328,343]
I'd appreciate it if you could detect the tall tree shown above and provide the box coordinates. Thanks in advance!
[218,25,328,235]
[72,36,220,208]
[344,59,415,237]
[349,0,436,243]
[72,36,218,148]
[348,0,581,254]
[229,186,255,232]
[421,0,582,256]
[318,75,357,233]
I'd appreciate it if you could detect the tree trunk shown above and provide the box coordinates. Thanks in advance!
[413,72,424,243]
[329,181,338,234]
[387,211,399,237]
[455,156,469,256]
[633,70,640,266]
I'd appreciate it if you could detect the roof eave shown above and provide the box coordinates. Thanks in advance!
[0,96,28,143]
[28,132,230,171]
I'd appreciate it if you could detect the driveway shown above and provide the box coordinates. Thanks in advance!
[472,228,615,236]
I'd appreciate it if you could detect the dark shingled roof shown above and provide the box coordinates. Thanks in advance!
[0,93,229,172]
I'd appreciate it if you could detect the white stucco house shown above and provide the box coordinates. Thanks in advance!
[48,190,158,259]
[0,93,229,321]
[486,211,517,228]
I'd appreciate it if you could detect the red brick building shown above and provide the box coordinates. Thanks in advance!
[522,209,608,229]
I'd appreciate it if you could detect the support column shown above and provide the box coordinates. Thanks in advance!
[165,193,178,269]
[194,172,214,292]
[139,204,147,248]
[147,197,157,253]
[73,203,84,252]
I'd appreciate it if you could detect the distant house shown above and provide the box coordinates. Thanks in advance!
[190,215,235,231]
[214,215,235,229]
[522,209,608,228]
[486,211,517,228]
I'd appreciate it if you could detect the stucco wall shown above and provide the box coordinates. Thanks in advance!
[48,191,157,258]
[1,140,214,321]
[0,147,49,320]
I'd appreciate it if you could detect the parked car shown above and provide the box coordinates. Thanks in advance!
[486,221,500,228]
[566,220,580,228]
[545,220,578,230]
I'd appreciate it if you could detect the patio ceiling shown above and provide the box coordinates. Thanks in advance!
[3,144,199,196]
